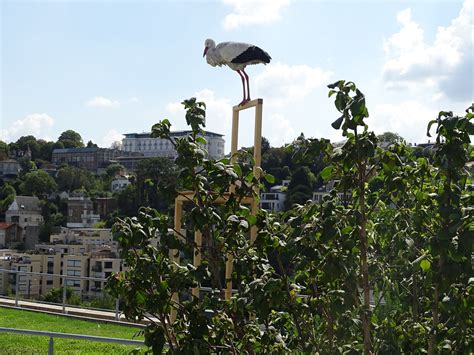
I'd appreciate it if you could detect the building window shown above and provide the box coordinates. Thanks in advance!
[67,260,81,267]
[65,280,81,287]
[67,270,81,277]
[104,261,113,269]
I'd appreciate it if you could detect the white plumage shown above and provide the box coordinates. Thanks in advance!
[203,39,271,106]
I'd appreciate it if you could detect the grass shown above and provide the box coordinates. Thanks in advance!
[0,307,146,354]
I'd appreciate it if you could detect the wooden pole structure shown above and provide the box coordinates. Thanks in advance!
[225,98,263,300]
[170,199,183,322]
[171,98,264,318]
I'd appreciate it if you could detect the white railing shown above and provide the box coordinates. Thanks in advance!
[0,327,144,354]
[0,268,121,320]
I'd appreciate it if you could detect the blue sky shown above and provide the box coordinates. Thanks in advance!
[1,0,472,151]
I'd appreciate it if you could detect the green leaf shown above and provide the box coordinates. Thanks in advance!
[420,259,431,272]
[264,173,275,184]
[320,165,334,181]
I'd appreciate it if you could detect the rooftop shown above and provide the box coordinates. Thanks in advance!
[123,130,224,138]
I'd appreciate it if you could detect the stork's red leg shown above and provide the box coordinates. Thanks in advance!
[242,69,250,103]
[237,70,247,106]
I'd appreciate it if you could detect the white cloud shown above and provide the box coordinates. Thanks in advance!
[255,62,332,106]
[0,113,55,142]
[383,0,473,101]
[222,0,290,30]
[371,101,438,143]
[129,97,139,103]
[86,96,120,108]
[267,113,295,146]
[101,129,124,148]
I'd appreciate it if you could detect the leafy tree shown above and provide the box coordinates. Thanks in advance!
[17,157,36,174]
[135,157,178,212]
[0,140,9,160]
[57,130,84,148]
[107,91,473,353]
[105,163,125,178]
[56,165,96,192]
[43,287,81,305]
[0,184,16,212]
[19,170,57,197]
[86,140,98,148]
[377,131,404,144]
[37,139,55,161]
[11,135,39,159]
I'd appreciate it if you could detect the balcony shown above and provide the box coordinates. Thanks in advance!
[91,265,102,272]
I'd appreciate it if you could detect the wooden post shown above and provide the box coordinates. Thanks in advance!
[170,199,183,322]
[225,98,263,300]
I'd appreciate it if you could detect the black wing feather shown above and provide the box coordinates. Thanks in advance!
[231,46,271,64]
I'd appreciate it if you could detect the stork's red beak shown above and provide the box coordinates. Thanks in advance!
[203,47,208,57]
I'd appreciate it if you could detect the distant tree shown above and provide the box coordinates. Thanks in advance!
[57,130,84,148]
[261,136,270,155]
[377,131,404,144]
[0,141,9,160]
[20,170,57,197]
[86,140,98,148]
[115,184,140,217]
[135,157,178,211]
[0,184,16,212]
[286,166,317,208]
[43,287,80,305]
[56,165,96,192]
[105,163,125,178]
[110,141,122,150]
[37,140,55,161]
[17,157,36,174]
[11,135,40,159]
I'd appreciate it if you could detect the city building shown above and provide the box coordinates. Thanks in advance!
[52,147,136,171]
[66,196,100,228]
[5,196,43,249]
[0,223,22,249]
[260,180,290,212]
[121,130,225,160]
[94,197,118,219]
[0,160,22,179]
[111,176,131,192]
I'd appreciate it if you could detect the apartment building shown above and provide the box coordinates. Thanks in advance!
[0,253,55,298]
[122,130,225,160]
[260,180,290,212]
[52,147,137,171]
[66,196,100,228]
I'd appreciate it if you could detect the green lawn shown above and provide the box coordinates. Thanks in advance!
[0,307,146,354]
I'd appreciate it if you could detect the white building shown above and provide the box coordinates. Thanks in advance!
[260,180,290,212]
[111,176,131,192]
[121,130,225,160]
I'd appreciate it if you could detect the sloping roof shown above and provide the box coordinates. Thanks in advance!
[8,196,41,211]
[123,130,224,138]
[0,222,14,230]
[52,147,99,154]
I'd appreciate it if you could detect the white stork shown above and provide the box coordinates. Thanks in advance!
[203,39,271,106]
